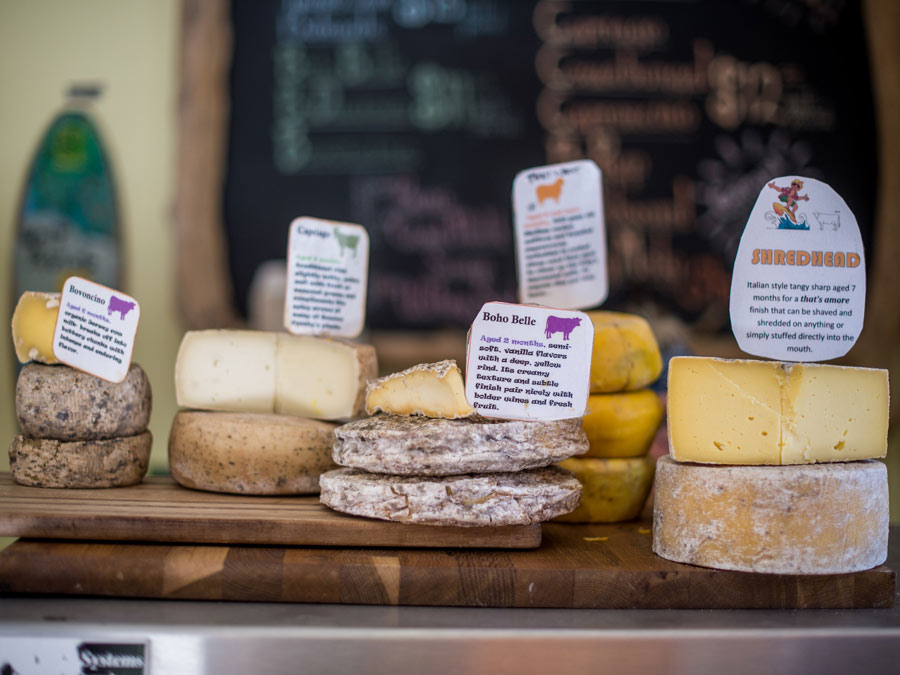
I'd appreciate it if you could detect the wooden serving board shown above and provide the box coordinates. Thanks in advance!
[0,522,894,609]
[0,473,540,549]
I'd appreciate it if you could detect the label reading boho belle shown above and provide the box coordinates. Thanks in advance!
[512,159,607,310]
[52,276,140,383]
[465,302,592,421]
[285,216,369,338]
[730,176,865,361]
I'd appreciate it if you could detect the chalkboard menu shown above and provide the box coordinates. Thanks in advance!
[223,0,876,333]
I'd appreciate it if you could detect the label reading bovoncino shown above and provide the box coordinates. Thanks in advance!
[465,302,592,421]
[512,159,607,309]
[53,277,140,383]
[284,216,369,338]
[730,176,865,361]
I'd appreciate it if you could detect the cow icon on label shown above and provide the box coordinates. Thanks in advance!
[333,227,360,257]
[108,296,135,320]
[536,178,564,205]
[545,315,581,340]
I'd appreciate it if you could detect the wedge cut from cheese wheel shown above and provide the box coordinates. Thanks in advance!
[11,291,61,364]
[9,431,151,488]
[365,360,474,418]
[553,456,655,523]
[586,311,662,393]
[168,411,337,495]
[320,466,581,526]
[652,456,888,574]
[333,414,588,475]
[17,362,151,440]
[668,356,889,464]
[174,330,377,420]
[581,389,663,458]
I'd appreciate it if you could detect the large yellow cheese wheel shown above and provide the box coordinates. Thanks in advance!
[581,389,663,458]
[586,311,662,393]
[553,456,655,523]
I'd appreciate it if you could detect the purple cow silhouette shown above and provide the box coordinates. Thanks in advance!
[545,315,581,340]
[108,296,136,320]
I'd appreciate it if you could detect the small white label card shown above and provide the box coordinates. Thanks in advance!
[53,276,140,383]
[512,159,607,309]
[730,176,866,361]
[465,301,593,421]
[285,216,369,338]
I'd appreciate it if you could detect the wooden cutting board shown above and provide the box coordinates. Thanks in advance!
[0,473,540,549]
[0,523,894,609]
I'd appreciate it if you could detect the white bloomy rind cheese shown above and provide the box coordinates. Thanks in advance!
[668,356,888,464]
[175,330,377,420]
[652,456,888,574]
[365,360,474,418]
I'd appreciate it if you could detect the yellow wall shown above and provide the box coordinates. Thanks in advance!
[0,0,182,473]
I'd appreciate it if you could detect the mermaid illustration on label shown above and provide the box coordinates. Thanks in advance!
[765,179,809,230]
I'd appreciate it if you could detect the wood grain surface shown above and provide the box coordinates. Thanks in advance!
[0,473,540,549]
[0,521,893,609]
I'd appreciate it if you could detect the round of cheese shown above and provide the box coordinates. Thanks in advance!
[581,390,663,458]
[586,311,662,393]
[652,456,889,574]
[16,363,152,441]
[320,466,582,526]
[553,456,655,523]
[168,411,337,495]
[9,431,151,488]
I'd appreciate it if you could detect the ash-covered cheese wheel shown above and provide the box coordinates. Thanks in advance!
[652,456,888,574]
[9,431,151,488]
[553,456,655,523]
[320,466,582,527]
[168,411,337,495]
[581,389,663,458]
[16,363,152,440]
[586,311,662,393]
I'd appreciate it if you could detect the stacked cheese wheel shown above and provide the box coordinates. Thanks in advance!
[320,361,584,526]
[553,312,663,523]
[169,330,377,494]
[653,356,890,574]
[9,292,152,488]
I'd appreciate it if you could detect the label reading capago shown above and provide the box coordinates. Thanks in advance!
[513,159,608,309]
[285,217,369,338]
[730,176,865,362]
[53,277,140,383]
[465,302,592,421]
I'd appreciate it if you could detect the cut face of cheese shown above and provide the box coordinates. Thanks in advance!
[174,330,377,420]
[667,357,888,464]
[581,389,663,458]
[652,456,889,574]
[586,311,662,393]
[365,360,474,418]
[553,456,655,523]
[11,291,61,364]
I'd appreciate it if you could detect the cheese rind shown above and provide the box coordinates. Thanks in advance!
[553,456,655,523]
[168,411,337,495]
[581,390,663,458]
[586,311,662,393]
[11,291,61,364]
[365,360,474,418]
[652,456,889,574]
[668,356,889,465]
[9,431,151,488]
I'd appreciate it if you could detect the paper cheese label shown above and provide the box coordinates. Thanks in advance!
[285,217,369,338]
[465,302,592,421]
[730,176,865,361]
[512,159,608,309]
[53,277,140,383]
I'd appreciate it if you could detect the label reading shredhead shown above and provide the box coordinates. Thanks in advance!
[465,302,592,421]
[730,177,866,362]
[52,276,140,383]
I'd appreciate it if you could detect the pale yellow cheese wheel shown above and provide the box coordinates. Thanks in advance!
[586,311,662,393]
[580,389,663,458]
[553,456,655,523]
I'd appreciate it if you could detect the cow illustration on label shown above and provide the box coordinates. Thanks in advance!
[108,296,135,320]
[813,211,841,232]
[333,227,360,257]
[545,315,581,340]
[536,178,564,205]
